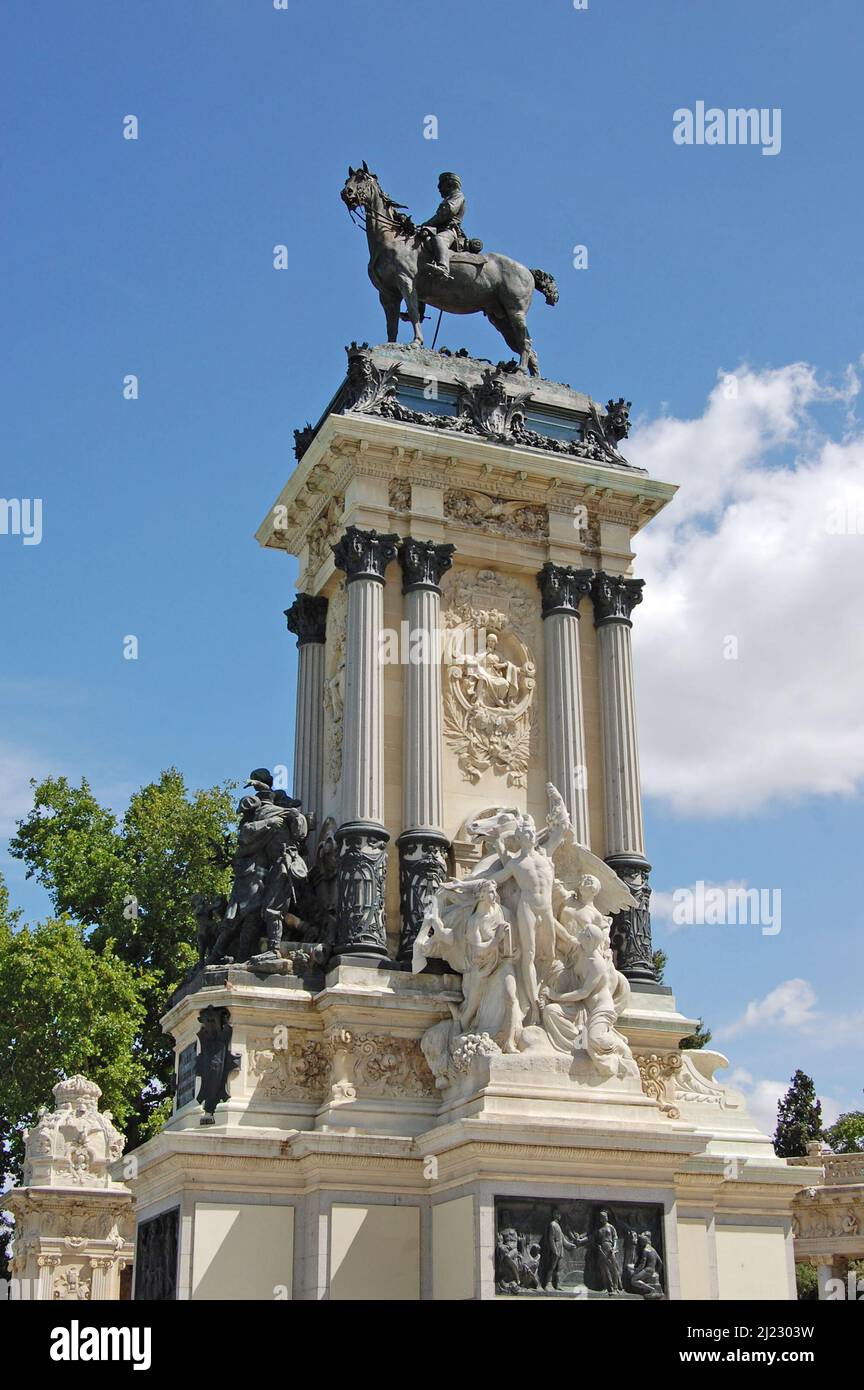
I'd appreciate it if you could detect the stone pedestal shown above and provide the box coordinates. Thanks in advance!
[5,1076,134,1301]
[125,969,811,1301]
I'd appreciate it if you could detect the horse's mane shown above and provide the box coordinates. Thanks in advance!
[367,173,411,224]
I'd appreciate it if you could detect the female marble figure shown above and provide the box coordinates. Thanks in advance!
[539,874,637,1080]
[462,632,520,708]
[413,878,521,1051]
[413,880,523,1088]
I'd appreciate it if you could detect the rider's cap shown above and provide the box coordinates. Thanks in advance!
[246,767,273,788]
[439,172,461,187]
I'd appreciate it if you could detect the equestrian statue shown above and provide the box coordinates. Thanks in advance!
[341,163,558,377]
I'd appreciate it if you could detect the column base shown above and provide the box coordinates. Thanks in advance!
[396,829,450,967]
[334,821,391,961]
[605,852,657,985]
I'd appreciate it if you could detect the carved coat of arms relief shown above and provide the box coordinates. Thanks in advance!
[441,569,539,788]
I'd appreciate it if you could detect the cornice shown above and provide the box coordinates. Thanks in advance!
[255,414,677,556]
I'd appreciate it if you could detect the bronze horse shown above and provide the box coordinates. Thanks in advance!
[341,163,558,376]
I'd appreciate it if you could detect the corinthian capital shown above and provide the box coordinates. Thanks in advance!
[284,593,328,646]
[591,572,645,627]
[399,538,455,594]
[537,563,594,618]
[332,526,399,584]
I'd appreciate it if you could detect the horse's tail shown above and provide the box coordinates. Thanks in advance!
[531,268,559,306]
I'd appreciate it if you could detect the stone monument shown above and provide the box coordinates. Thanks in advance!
[122,171,817,1300]
[5,1076,134,1301]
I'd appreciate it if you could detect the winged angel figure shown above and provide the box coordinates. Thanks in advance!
[413,784,639,1087]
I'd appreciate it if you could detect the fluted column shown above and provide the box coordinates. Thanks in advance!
[331,526,399,961]
[284,593,328,836]
[396,537,455,964]
[537,563,593,846]
[591,571,656,984]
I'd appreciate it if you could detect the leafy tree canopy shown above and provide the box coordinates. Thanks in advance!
[824,1108,864,1154]
[0,914,145,1183]
[8,769,235,1145]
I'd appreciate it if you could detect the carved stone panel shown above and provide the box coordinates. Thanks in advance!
[352,1034,436,1099]
[494,1196,665,1299]
[441,569,539,787]
[247,1031,329,1102]
[444,488,548,540]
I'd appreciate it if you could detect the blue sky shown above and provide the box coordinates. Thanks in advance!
[2,0,862,1133]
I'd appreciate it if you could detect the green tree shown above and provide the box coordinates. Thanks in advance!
[824,1108,864,1154]
[0,873,21,939]
[680,1019,712,1051]
[0,913,146,1183]
[9,769,235,1144]
[773,1069,824,1158]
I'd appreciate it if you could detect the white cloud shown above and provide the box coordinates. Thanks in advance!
[719,978,820,1039]
[718,977,864,1057]
[629,362,864,815]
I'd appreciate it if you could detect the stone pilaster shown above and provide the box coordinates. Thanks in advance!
[537,563,593,846]
[591,572,656,983]
[284,594,328,833]
[396,538,455,964]
[331,526,399,960]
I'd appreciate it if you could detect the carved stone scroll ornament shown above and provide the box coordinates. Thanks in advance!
[352,1034,436,1098]
[634,1051,682,1118]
